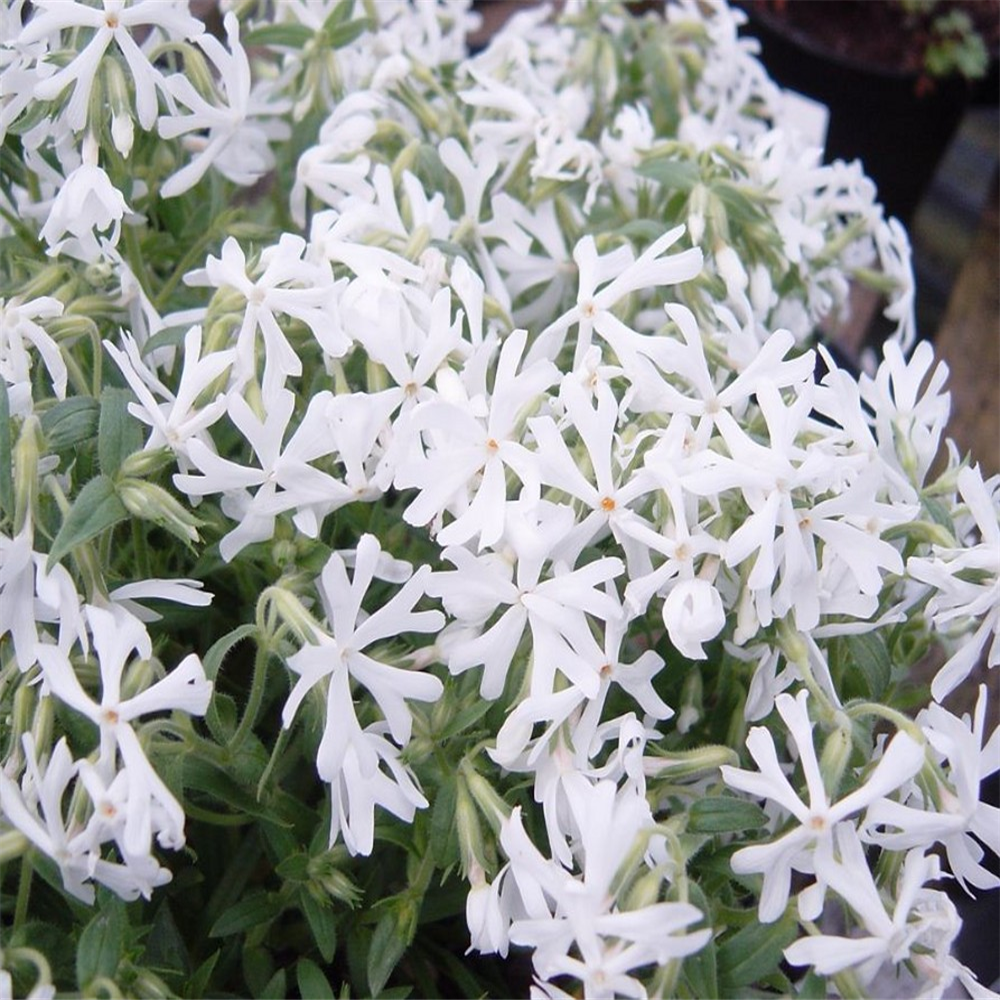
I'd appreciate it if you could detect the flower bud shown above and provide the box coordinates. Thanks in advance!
[676,667,703,735]
[261,584,320,644]
[662,578,725,660]
[13,415,41,532]
[117,479,202,545]
[132,970,173,999]
[0,830,30,864]
[455,779,486,878]
[118,448,173,479]
[819,716,853,799]
[103,58,134,157]
[307,853,362,906]
[462,766,510,835]
[465,862,509,957]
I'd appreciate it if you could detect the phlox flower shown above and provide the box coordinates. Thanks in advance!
[865,685,999,893]
[173,389,344,560]
[529,377,656,566]
[34,603,211,856]
[721,689,925,923]
[396,328,557,550]
[187,234,343,404]
[0,735,171,904]
[499,783,711,1000]
[785,824,995,999]
[859,338,950,488]
[21,0,202,134]
[908,464,1000,701]
[427,502,624,700]
[104,326,235,468]
[0,295,66,408]
[158,12,290,198]
[38,133,129,262]
[280,534,444,854]
[529,227,702,373]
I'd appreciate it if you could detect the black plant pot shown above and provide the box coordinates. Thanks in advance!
[739,5,975,226]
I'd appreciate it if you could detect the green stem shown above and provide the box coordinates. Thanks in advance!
[227,637,271,753]
[132,518,151,580]
[846,702,925,744]
[13,851,33,930]
[153,223,224,313]
[122,223,155,301]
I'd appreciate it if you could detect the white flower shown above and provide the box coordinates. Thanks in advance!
[783,824,994,999]
[187,235,341,403]
[498,784,711,1000]
[158,12,289,198]
[22,0,202,133]
[396,328,557,549]
[0,295,66,405]
[660,578,725,659]
[174,389,344,560]
[280,535,444,854]
[104,326,235,467]
[34,603,210,855]
[38,133,129,261]
[908,464,1000,701]
[721,689,926,922]
[865,685,999,892]
[859,339,950,487]
[427,503,624,700]
[0,735,170,903]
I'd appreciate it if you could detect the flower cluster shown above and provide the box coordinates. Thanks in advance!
[1,1,996,998]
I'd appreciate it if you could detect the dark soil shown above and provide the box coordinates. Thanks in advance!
[739,0,999,77]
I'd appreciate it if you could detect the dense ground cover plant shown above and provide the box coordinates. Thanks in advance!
[1,1,997,997]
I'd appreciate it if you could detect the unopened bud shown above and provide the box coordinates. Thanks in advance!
[117,478,202,545]
[307,854,362,907]
[461,765,510,836]
[261,585,321,644]
[132,970,173,999]
[643,744,739,781]
[819,716,853,799]
[455,779,486,878]
[13,415,42,532]
[118,448,173,479]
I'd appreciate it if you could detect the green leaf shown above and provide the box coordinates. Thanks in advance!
[636,156,700,192]
[0,381,13,518]
[688,797,768,834]
[923,496,955,535]
[145,902,190,976]
[798,970,827,998]
[97,387,142,477]
[47,474,128,569]
[209,892,280,938]
[76,899,125,989]
[243,23,314,48]
[300,890,338,963]
[276,853,311,882]
[679,881,716,998]
[185,950,219,1000]
[367,910,407,997]
[429,777,457,867]
[298,958,335,1000]
[183,757,297,826]
[845,631,892,700]
[683,939,718,1000]
[260,969,287,1000]
[717,912,797,992]
[327,17,371,48]
[41,396,100,452]
[140,324,190,358]
[203,623,257,682]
